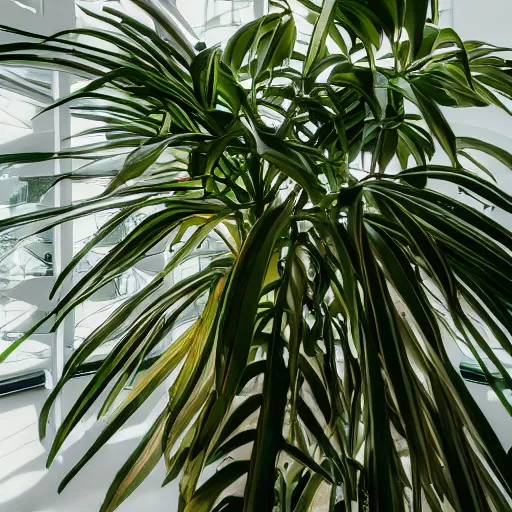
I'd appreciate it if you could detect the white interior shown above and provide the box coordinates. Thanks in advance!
[0,0,511,511]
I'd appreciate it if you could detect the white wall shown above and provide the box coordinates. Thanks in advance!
[453,0,512,47]
[439,0,512,451]
[441,0,512,452]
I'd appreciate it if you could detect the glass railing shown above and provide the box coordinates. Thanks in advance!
[0,0,248,393]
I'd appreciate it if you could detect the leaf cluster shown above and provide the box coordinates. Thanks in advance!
[1,0,512,510]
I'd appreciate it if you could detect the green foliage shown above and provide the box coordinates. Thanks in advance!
[1,1,512,511]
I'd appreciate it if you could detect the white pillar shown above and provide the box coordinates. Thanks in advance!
[45,0,76,444]
[50,70,74,438]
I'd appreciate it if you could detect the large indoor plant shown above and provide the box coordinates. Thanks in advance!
[1,0,512,510]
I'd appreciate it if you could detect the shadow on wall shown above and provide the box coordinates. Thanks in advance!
[0,377,182,512]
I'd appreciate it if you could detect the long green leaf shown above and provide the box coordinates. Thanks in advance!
[304,0,337,75]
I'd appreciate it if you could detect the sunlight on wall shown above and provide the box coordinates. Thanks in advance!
[0,471,47,505]
[0,402,47,506]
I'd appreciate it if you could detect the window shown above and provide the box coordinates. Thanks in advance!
[176,0,266,46]
[0,19,56,389]
[0,0,260,397]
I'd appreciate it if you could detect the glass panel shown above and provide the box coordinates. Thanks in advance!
[166,233,226,355]
[0,335,50,381]
[176,0,262,46]
[65,0,250,369]
[0,0,261,385]
[0,68,52,145]
[74,268,153,361]
[70,181,159,362]
[0,229,53,380]
[0,59,54,385]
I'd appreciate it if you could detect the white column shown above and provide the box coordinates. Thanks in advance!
[253,0,267,19]
[50,70,74,438]
[438,0,453,27]
[45,0,76,445]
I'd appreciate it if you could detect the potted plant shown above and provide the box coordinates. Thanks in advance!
[0,0,511,510]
